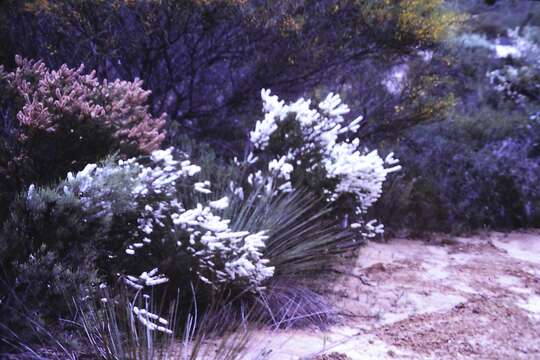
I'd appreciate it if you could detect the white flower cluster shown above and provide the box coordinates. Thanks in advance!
[507,27,540,66]
[455,28,540,64]
[484,27,540,105]
[325,143,401,210]
[133,305,172,334]
[123,269,173,334]
[487,66,532,104]
[171,203,273,287]
[59,148,274,289]
[125,268,170,290]
[248,89,401,233]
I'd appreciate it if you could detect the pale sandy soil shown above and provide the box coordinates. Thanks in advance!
[246,230,540,359]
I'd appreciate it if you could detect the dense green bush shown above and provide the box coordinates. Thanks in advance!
[0,57,167,352]
[0,189,104,349]
[375,108,540,234]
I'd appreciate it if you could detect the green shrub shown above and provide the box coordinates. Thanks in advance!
[0,189,103,352]
[374,108,540,234]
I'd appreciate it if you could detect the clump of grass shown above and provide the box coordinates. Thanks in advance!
[0,277,79,359]
[222,185,357,328]
[77,284,271,360]
[227,185,356,277]
[255,279,337,329]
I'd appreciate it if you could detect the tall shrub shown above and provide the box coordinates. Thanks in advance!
[244,90,401,237]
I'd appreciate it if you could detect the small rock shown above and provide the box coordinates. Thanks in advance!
[366,262,387,274]
[311,352,352,360]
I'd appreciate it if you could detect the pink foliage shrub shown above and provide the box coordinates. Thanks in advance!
[101,78,166,154]
[0,56,166,184]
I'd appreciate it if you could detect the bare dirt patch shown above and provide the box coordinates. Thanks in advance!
[376,297,540,359]
[248,230,540,359]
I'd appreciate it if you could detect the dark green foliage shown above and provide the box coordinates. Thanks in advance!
[374,108,540,234]
[0,168,138,352]
[0,190,103,352]
[0,190,104,311]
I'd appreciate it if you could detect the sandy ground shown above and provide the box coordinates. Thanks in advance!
[248,230,540,359]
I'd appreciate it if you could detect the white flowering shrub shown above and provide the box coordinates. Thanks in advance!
[56,148,276,333]
[42,148,274,291]
[245,89,401,237]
